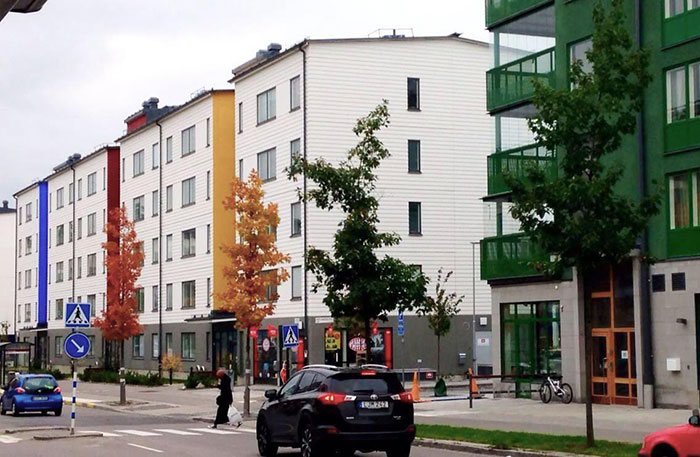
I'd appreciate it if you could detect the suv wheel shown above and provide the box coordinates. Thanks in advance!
[300,421,325,457]
[256,418,278,457]
[386,442,411,457]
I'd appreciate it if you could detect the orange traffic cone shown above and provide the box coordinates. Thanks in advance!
[468,368,481,399]
[411,371,420,403]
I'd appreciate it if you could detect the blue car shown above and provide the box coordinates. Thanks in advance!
[1,374,63,416]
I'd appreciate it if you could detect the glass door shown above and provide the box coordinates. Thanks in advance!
[591,331,612,404]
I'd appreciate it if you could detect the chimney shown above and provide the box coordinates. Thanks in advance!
[2,200,7,209]
[142,97,160,112]
[267,43,282,56]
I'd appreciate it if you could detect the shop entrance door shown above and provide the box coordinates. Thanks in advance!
[588,262,637,405]
[212,324,237,373]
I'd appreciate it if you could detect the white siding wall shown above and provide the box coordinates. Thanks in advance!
[0,211,16,329]
[15,187,39,328]
[235,38,493,320]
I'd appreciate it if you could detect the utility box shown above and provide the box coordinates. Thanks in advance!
[666,358,681,372]
[457,352,467,365]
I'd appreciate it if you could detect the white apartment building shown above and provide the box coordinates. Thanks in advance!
[0,201,16,339]
[231,34,494,380]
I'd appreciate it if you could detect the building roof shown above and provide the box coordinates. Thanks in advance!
[115,89,234,143]
[229,33,489,83]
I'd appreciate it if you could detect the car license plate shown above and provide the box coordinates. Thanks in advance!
[360,401,388,409]
[33,396,48,401]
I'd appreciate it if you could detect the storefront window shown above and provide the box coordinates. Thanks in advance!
[501,301,561,377]
[324,327,393,368]
[254,329,278,384]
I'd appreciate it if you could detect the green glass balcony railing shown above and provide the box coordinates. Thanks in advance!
[485,0,553,28]
[486,47,555,113]
[481,233,549,281]
[487,144,557,196]
[663,7,700,47]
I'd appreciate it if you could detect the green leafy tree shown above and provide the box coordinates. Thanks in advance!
[289,101,428,361]
[504,0,658,446]
[417,269,463,377]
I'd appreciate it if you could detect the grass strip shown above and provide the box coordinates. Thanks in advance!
[416,424,641,457]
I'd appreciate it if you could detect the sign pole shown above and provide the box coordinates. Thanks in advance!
[71,359,76,435]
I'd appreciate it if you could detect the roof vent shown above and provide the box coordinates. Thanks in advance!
[142,97,160,111]
[2,200,8,209]
[267,43,282,55]
[52,154,82,173]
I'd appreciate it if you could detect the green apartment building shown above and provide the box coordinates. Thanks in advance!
[482,0,700,409]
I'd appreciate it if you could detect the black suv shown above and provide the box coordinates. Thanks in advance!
[256,365,415,457]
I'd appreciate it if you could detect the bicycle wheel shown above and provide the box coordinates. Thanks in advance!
[560,383,573,404]
[539,384,552,403]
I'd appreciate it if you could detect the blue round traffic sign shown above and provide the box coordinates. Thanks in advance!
[64,332,91,359]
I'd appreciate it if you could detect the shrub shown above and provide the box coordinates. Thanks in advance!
[34,368,67,380]
[79,368,162,386]
[184,373,199,389]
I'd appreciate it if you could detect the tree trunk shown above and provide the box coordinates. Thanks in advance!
[583,280,595,447]
[244,329,251,417]
[437,335,441,378]
[364,318,372,366]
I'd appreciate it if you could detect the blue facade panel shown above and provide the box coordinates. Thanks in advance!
[37,181,48,327]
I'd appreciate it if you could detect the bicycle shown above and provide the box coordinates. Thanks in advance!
[538,375,573,404]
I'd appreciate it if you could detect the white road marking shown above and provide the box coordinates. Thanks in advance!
[128,443,163,453]
[188,427,240,435]
[0,435,22,444]
[80,430,123,437]
[116,429,162,436]
[153,429,201,436]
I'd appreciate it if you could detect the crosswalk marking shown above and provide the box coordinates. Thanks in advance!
[153,429,201,436]
[115,429,162,437]
[80,431,123,437]
[0,435,21,444]
[238,428,256,434]
[188,427,240,435]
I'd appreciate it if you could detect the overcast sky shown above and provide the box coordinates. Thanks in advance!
[0,0,488,202]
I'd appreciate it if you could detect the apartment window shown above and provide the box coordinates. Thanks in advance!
[87,212,96,236]
[103,167,106,190]
[257,87,276,124]
[664,0,697,17]
[68,183,74,204]
[56,224,64,246]
[152,143,160,169]
[102,251,106,274]
[152,285,159,312]
[238,158,244,180]
[24,303,30,322]
[77,256,82,278]
[136,287,144,313]
[182,228,196,257]
[87,294,96,317]
[268,223,277,241]
[133,150,145,177]
[263,271,278,302]
[17,305,21,322]
[88,335,95,356]
[87,253,97,276]
[166,284,173,310]
[25,269,31,288]
[206,117,211,146]
[18,207,22,224]
[207,278,211,307]
[68,221,73,242]
[152,190,159,217]
[138,241,145,266]
[165,333,173,356]
[670,171,700,229]
[291,266,302,299]
[56,187,64,209]
[166,234,173,261]
[68,259,73,280]
[26,202,32,222]
[182,280,196,309]
[77,218,82,239]
[182,177,196,206]
[133,195,145,221]
[408,140,421,172]
[17,271,21,290]
[257,148,277,181]
[238,102,243,133]
[56,262,64,283]
[88,172,97,195]
[290,75,301,111]
[25,236,32,255]
[181,125,196,156]
[667,66,687,123]
[290,138,301,164]
[166,185,173,212]
[56,299,64,320]
[152,237,159,264]
[206,171,211,200]
[691,62,700,119]
[570,38,593,76]
[18,239,21,258]
[407,77,420,110]
[291,202,301,236]
[133,334,144,358]
[152,333,159,358]
[206,224,211,253]
[409,202,422,234]
[181,333,196,360]
[77,179,83,199]
[55,336,63,356]
[166,136,173,163]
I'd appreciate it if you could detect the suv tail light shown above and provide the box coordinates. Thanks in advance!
[391,392,413,403]
[317,393,356,405]
[15,387,25,394]
[54,387,62,393]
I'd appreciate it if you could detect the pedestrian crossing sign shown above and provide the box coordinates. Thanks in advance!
[65,303,91,328]
[282,324,299,348]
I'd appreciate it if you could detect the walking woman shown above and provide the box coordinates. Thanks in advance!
[211,369,233,428]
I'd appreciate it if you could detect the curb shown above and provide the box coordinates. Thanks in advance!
[34,432,103,441]
[414,439,589,457]
[5,426,69,434]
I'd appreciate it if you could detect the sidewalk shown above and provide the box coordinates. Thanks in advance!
[413,396,691,443]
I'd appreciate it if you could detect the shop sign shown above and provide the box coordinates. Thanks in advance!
[325,331,341,351]
[348,337,367,353]
[262,338,271,352]
[267,326,278,338]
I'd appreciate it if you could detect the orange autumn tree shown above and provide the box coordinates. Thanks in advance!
[217,170,290,416]
[94,205,144,369]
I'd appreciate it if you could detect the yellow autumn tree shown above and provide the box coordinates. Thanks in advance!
[217,170,290,416]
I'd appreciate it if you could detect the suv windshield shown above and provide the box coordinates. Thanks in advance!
[23,377,57,393]
[329,374,403,395]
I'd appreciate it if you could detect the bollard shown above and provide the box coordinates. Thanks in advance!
[119,367,126,405]
[70,361,77,435]
[468,371,473,409]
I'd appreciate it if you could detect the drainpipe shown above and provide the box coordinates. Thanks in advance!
[635,0,654,409]
[13,196,18,339]
[156,121,164,377]
[300,43,309,364]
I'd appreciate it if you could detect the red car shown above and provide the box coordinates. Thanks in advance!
[638,410,700,457]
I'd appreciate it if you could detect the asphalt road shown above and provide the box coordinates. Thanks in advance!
[0,407,487,457]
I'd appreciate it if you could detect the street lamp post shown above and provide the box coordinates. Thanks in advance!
[471,241,478,374]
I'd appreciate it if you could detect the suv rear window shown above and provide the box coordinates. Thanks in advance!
[23,377,57,393]
[329,374,403,395]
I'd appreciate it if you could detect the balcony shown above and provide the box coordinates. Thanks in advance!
[486,47,555,113]
[481,233,548,281]
[663,7,700,47]
[485,0,553,29]
[487,144,557,197]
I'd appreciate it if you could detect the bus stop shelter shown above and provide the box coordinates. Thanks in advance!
[0,342,33,386]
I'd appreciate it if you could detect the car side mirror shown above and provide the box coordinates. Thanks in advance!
[690,409,700,426]
[265,389,279,400]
